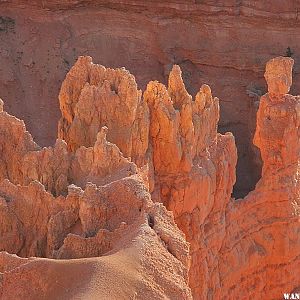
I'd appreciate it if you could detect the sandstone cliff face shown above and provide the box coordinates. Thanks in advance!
[2,1,300,198]
[1,56,300,299]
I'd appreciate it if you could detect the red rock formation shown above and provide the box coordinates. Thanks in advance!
[57,56,300,299]
[58,56,149,167]
[167,56,300,299]
[1,55,300,299]
[3,1,300,198]
[143,64,237,297]
[0,98,192,298]
[0,99,137,195]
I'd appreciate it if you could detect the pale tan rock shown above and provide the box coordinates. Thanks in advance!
[0,174,191,298]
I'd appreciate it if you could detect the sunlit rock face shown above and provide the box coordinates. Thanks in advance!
[143,65,238,298]
[145,57,299,299]
[58,56,150,167]
[0,93,191,298]
[264,56,293,95]
[255,57,298,175]
[0,56,300,299]
[221,56,300,299]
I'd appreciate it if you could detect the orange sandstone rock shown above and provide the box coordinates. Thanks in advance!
[0,97,191,298]
[0,101,137,196]
[58,56,149,167]
[189,56,300,299]
[144,65,237,298]
[143,56,299,299]
[1,56,300,299]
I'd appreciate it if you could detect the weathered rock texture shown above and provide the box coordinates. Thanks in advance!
[221,56,300,299]
[57,56,300,299]
[58,56,149,168]
[3,1,300,197]
[1,56,300,299]
[0,97,192,298]
[143,65,238,297]
[0,106,137,196]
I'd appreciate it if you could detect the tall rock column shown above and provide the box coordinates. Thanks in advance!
[144,65,237,299]
[219,57,300,299]
[253,56,300,216]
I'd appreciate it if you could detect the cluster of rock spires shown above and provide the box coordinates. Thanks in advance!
[0,56,299,299]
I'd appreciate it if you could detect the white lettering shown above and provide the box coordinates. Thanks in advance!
[284,293,300,299]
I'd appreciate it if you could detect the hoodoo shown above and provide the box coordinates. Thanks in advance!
[0,56,299,299]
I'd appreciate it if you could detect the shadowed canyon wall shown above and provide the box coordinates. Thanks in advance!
[2,1,300,196]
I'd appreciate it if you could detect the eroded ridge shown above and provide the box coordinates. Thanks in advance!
[0,98,191,298]
[0,56,299,299]
[58,59,239,297]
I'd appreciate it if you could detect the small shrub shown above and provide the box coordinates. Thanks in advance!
[0,16,15,33]
[63,58,70,66]
[285,46,294,57]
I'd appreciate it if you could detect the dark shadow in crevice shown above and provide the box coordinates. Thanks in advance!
[218,122,262,199]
